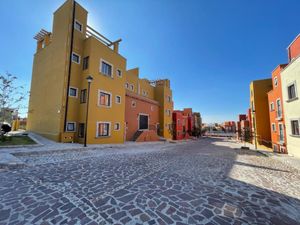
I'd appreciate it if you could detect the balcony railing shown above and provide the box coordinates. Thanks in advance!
[86,25,121,51]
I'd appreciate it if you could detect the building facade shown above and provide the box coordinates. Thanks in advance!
[27,0,173,144]
[267,64,287,153]
[172,108,201,140]
[124,68,173,141]
[250,79,273,148]
[281,34,300,157]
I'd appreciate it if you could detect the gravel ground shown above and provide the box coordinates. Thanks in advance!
[0,137,300,225]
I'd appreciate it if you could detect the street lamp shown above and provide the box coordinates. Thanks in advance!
[84,75,93,147]
[252,109,257,150]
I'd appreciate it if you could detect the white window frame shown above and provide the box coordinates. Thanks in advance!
[100,59,113,78]
[138,113,149,130]
[287,81,298,102]
[271,123,276,132]
[114,122,120,131]
[72,52,81,64]
[278,122,284,142]
[69,87,78,98]
[98,90,112,108]
[290,119,300,136]
[74,19,83,32]
[115,95,121,104]
[167,96,172,102]
[116,69,122,77]
[66,122,76,132]
[270,102,274,111]
[274,76,278,87]
[96,121,111,137]
[125,82,129,89]
[276,98,282,118]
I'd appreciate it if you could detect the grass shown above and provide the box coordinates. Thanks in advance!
[0,136,36,146]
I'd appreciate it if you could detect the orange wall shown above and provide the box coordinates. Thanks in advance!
[267,64,287,152]
[125,93,159,141]
[288,35,300,61]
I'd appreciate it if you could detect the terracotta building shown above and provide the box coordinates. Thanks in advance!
[267,64,288,153]
[125,68,173,141]
[172,108,201,140]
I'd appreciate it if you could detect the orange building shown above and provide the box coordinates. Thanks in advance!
[267,64,288,153]
[124,68,173,141]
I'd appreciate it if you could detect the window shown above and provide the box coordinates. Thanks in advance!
[97,122,110,137]
[78,123,85,138]
[167,96,172,102]
[80,89,87,103]
[166,109,171,116]
[278,123,284,141]
[83,56,89,70]
[100,60,113,77]
[270,102,274,111]
[114,123,120,131]
[276,99,282,118]
[66,122,76,132]
[117,69,122,77]
[72,52,80,64]
[131,101,136,108]
[115,95,121,104]
[287,83,297,100]
[274,77,278,87]
[151,105,154,111]
[130,84,134,91]
[271,123,276,132]
[69,87,78,97]
[291,120,300,136]
[142,90,147,96]
[139,114,149,130]
[98,91,111,107]
[74,20,82,32]
[125,83,129,89]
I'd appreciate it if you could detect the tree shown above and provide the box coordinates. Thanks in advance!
[0,72,27,124]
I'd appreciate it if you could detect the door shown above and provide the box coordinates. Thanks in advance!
[139,114,149,130]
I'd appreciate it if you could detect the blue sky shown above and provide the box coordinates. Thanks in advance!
[0,0,300,122]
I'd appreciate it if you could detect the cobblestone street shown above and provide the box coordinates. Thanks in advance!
[1,138,300,225]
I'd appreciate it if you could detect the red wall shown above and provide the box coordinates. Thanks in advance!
[288,35,300,61]
[267,64,287,153]
[172,110,190,140]
[125,94,159,141]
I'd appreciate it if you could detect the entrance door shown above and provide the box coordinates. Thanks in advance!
[139,114,149,130]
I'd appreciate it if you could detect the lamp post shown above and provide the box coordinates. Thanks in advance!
[252,110,257,150]
[84,75,93,147]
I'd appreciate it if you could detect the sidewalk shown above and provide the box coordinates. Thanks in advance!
[0,132,181,169]
[235,139,300,171]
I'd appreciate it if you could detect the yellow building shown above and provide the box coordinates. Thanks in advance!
[250,79,272,148]
[27,0,173,143]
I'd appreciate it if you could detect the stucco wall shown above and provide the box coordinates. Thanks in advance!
[281,57,300,158]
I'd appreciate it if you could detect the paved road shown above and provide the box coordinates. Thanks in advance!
[1,138,300,225]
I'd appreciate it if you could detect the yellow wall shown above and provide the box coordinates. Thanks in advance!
[281,57,300,158]
[27,0,74,141]
[250,79,272,147]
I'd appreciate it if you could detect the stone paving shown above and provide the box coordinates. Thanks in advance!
[0,138,300,225]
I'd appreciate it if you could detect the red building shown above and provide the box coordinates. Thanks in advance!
[267,64,288,153]
[172,108,197,140]
[223,121,236,133]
